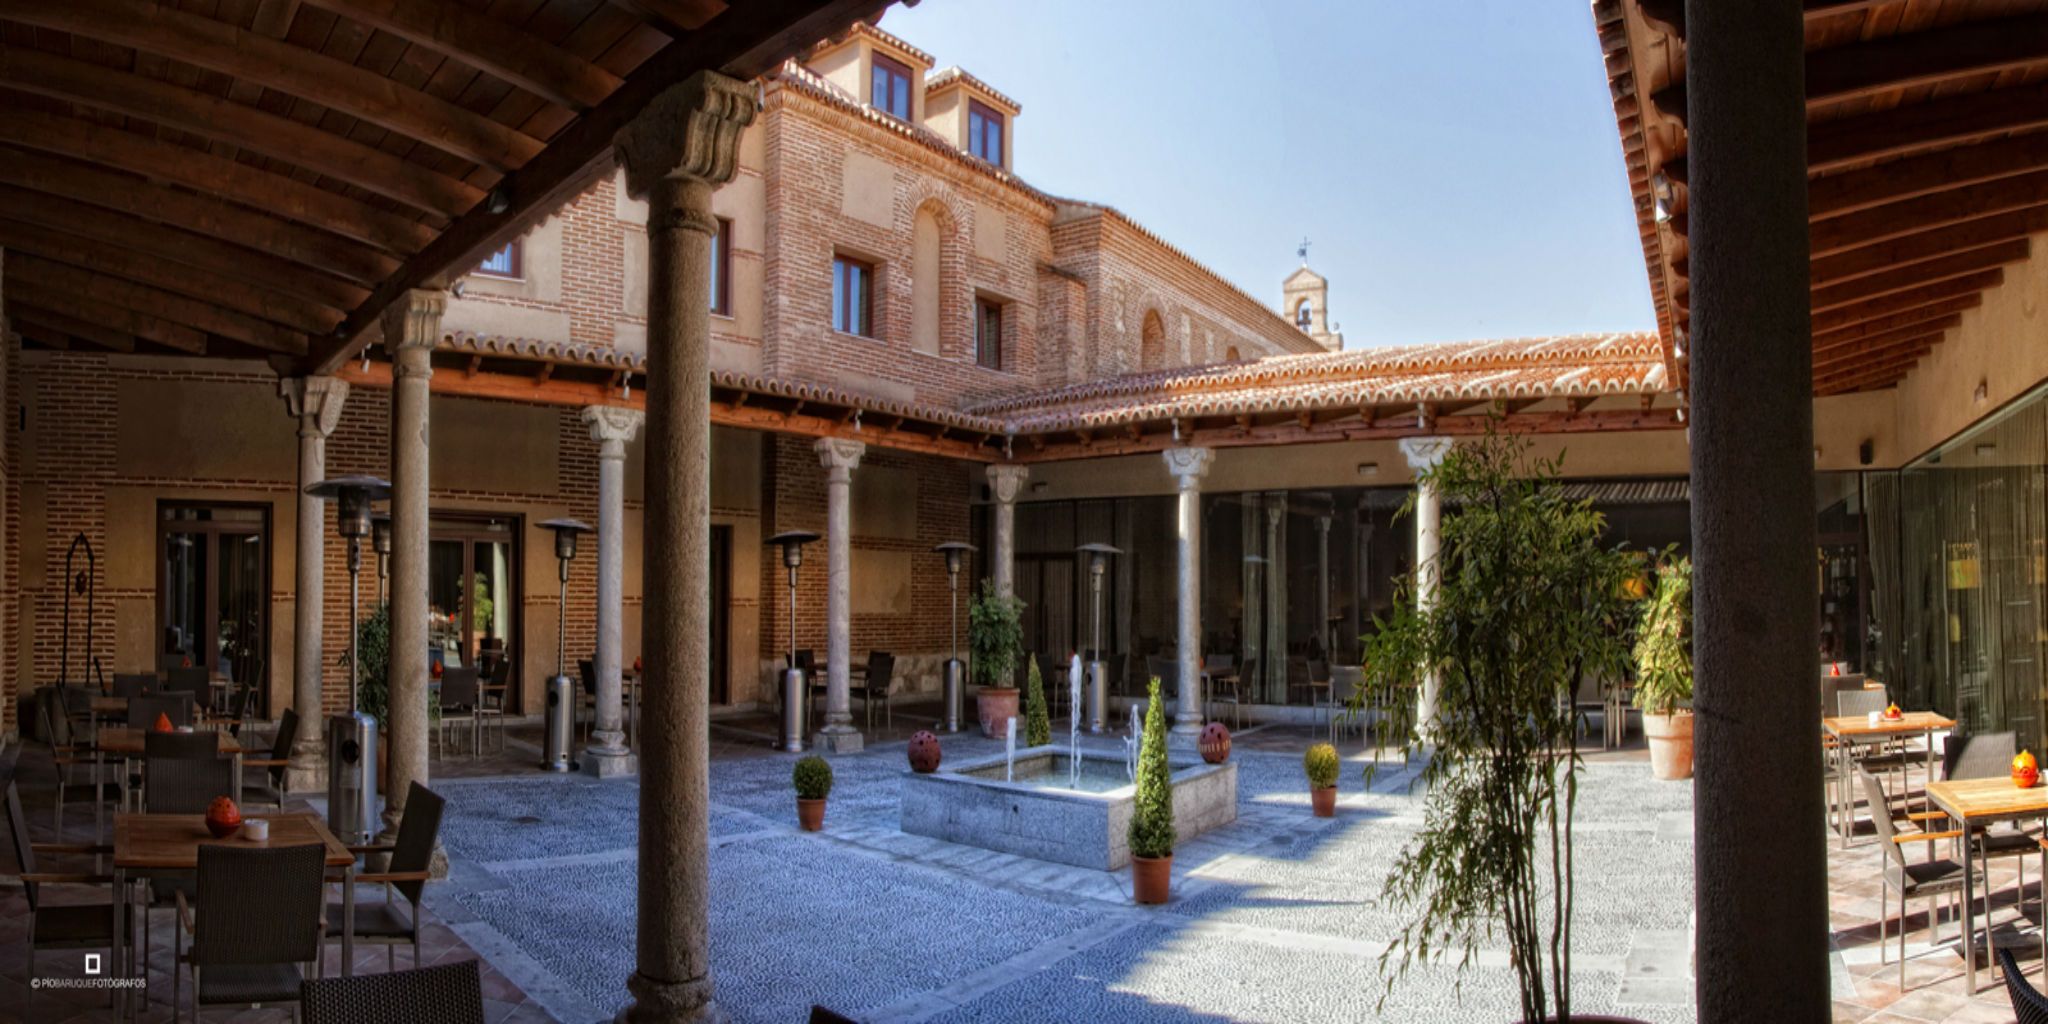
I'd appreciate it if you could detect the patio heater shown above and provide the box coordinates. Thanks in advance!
[370,512,392,604]
[769,530,820,752]
[538,518,592,772]
[933,541,976,733]
[304,474,391,846]
[1077,542,1122,734]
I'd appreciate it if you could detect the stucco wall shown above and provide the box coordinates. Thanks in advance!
[1891,248,2048,461]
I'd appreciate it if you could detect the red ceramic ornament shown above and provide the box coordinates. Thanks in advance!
[430,660,444,680]
[1199,722,1232,764]
[907,730,942,773]
[154,712,175,733]
[205,796,243,839]
[2017,767,2041,790]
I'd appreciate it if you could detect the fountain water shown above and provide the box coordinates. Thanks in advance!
[1124,700,1145,782]
[1004,716,1017,782]
[1068,653,1083,789]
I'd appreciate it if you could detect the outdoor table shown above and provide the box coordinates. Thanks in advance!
[1925,777,2048,993]
[1822,712,1952,847]
[109,811,356,1017]
[91,695,127,717]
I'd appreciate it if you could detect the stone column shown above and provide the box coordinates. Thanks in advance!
[987,464,1028,599]
[1398,437,1452,735]
[379,290,442,863]
[279,376,348,791]
[812,437,865,754]
[584,405,644,778]
[1163,446,1211,737]
[1688,2,1827,1017]
[614,71,754,1024]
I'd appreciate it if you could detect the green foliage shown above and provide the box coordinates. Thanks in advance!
[470,572,496,634]
[1303,742,1340,789]
[792,755,833,800]
[967,579,1024,690]
[1347,425,1636,1022]
[352,603,392,729]
[1127,677,1175,860]
[1024,654,1051,746]
[1632,554,1694,717]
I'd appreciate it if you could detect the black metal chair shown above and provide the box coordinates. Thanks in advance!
[241,708,299,811]
[301,959,484,1024]
[480,658,511,755]
[177,842,327,1020]
[326,781,445,973]
[852,652,897,732]
[1861,769,1972,989]
[438,667,480,760]
[577,658,598,741]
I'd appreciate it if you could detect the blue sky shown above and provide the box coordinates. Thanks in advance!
[880,0,1655,348]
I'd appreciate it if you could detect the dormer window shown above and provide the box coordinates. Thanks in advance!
[968,100,1004,165]
[871,53,913,120]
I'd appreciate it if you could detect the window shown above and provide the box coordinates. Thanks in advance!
[474,240,522,279]
[833,256,875,337]
[710,218,732,316]
[975,298,1004,370]
[1296,300,1313,331]
[968,100,1004,165]
[871,54,913,120]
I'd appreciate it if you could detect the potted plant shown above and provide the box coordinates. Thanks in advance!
[1350,427,1641,1023]
[1024,653,1051,746]
[353,603,440,793]
[968,580,1024,738]
[793,755,832,831]
[1632,555,1694,781]
[1128,677,1174,904]
[1305,742,1339,817]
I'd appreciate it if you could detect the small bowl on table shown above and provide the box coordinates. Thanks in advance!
[244,818,271,842]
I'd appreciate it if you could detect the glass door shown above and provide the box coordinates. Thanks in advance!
[157,504,270,711]
[429,514,520,704]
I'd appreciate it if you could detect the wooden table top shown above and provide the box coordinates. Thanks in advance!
[1927,777,2048,825]
[96,726,243,756]
[1822,711,1955,738]
[113,811,352,870]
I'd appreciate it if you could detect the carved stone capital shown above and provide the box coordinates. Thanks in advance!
[615,71,756,201]
[814,437,865,480]
[380,289,445,379]
[986,464,1029,504]
[582,405,644,456]
[1162,446,1212,489]
[1399,436,1454,471]
[280,376,349,438]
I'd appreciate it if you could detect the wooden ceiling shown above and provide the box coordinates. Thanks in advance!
[1599,0,2048,396]
[0,0,889,372]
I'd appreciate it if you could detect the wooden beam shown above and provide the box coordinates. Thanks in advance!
[1809,209,2048,287]
[1811,274,2003,335]
[305,0,896,375]
[0,110,433,255]
[1808,82,2048,175]
[1015,408,1684,463]
[0,219,342,334]
[11,321,74,352]
[10,305,136,353]
[1810,297,1979,348]
[605,0,727,37]
[0,147,399,284]
[302,0,623,110]
[0,44,477,218]
[1815,351,1932,391]
[1810,240,2030,312]
[1809,173,2048,257]
[6,254,307,353]
[0,186,368,312]
[1638,0,1897,40]
[0,0,545,172]
[1812,318,1959,359]
[1815,335,1942,375]
[1809,131,2048,220]
[8,288,207,354]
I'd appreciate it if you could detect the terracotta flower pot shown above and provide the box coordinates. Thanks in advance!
[797,797,826,832]
[1311,785,1337,818]
[1644,711,1695,781]
[977,687,1020,738]
[1131,853,1172,904]
[1198,722,1231,764]
[908,730,942,773]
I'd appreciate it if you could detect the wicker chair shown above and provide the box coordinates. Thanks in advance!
[165,667,214,718]
[176,842,327,1020]
[326,781,445,973]
[144,748,235,813]
[112,673,156,698]
[6,781,123,1011]
[2000,946,2048,1024]
[144,730,224,761]
[36,688,110,837]
[129,693,194,729]
[301,959,484,1024]
[437,667,480,760]
[239,708,299,811]
[1861,768,1973,988]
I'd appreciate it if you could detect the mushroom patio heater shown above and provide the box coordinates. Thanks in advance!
[370,512,392,604]
[770,530,820,752]
[538,518,592,772]
[1077,542,1122,734]
[304,474,390,846]
[933,541,977,733]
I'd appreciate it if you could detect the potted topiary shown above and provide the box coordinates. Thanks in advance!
[1024,653,1051,747]
[968,580,1025,738]
[793,755,832,831]
[1304,742,1339,817]
[1128,677,1174,904]
[1633,554,1694,781]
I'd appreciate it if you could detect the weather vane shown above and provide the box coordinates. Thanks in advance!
[1297,237,1311,264]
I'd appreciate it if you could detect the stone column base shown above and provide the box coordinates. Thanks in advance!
[619,971,722,1023]
[285,759,329,794]
[583,745,640,779]
[811,728,863,754]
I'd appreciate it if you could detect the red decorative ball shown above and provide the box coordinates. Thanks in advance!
[205,796,242,839]
[2016,767,2040,790]
[1199,722,1232,764]
[907,730,942,773]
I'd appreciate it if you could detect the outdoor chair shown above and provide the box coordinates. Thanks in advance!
[1570,671,1610,748]
[176,842,326,1021]
[1999,947,2048,1024]
[144,729,224,761]
[129,693,195,729]
[1919,732,2042,929]
[326,782,445,974]
[577,659,598,742]
[1213,656,1254,731]
[7,781,124,1012]
[1285,656,1314,707]
[158,652,191,674]
[37,688,112,837]
[141,745,235,1006]
[437,666,480,760]
[1328,665,1364,743]
[241,708,299,811]
[1860,768,1973,989]
[301,959,484,1024]
[479,658,511,755]
[165,667,214,718]
[852,652,896,732]
[113,673,156,698]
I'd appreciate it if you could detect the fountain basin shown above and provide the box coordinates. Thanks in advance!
[899,746,1237,870]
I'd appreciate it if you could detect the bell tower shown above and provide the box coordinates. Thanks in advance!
[1281,239,1341,350]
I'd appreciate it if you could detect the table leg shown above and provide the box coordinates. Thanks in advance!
[112,865,127,1019]
[342,868,355,978]
[1964,825,1979,993]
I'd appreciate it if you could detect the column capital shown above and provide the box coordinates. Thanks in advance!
[1162,446,1212,489]
[279,376,349,438]
[380,288,445,378]
[986,463,1030,504]
[615,71,756,202]
[815,436,865,480]
[1398,436,1454,471]
[582,405,644,453]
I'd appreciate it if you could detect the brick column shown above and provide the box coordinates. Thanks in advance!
[379,288,443,874]
[614,70,754,1024]
[584,405,643,778]
[812,437,865,754]
[1398,436,1451,736]
[1163,446,1211,738]
[279,376,348,791]
[986,464,1028,599]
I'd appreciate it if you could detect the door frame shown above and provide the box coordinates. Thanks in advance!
[429,510,525,708]
[155,501,273,715]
